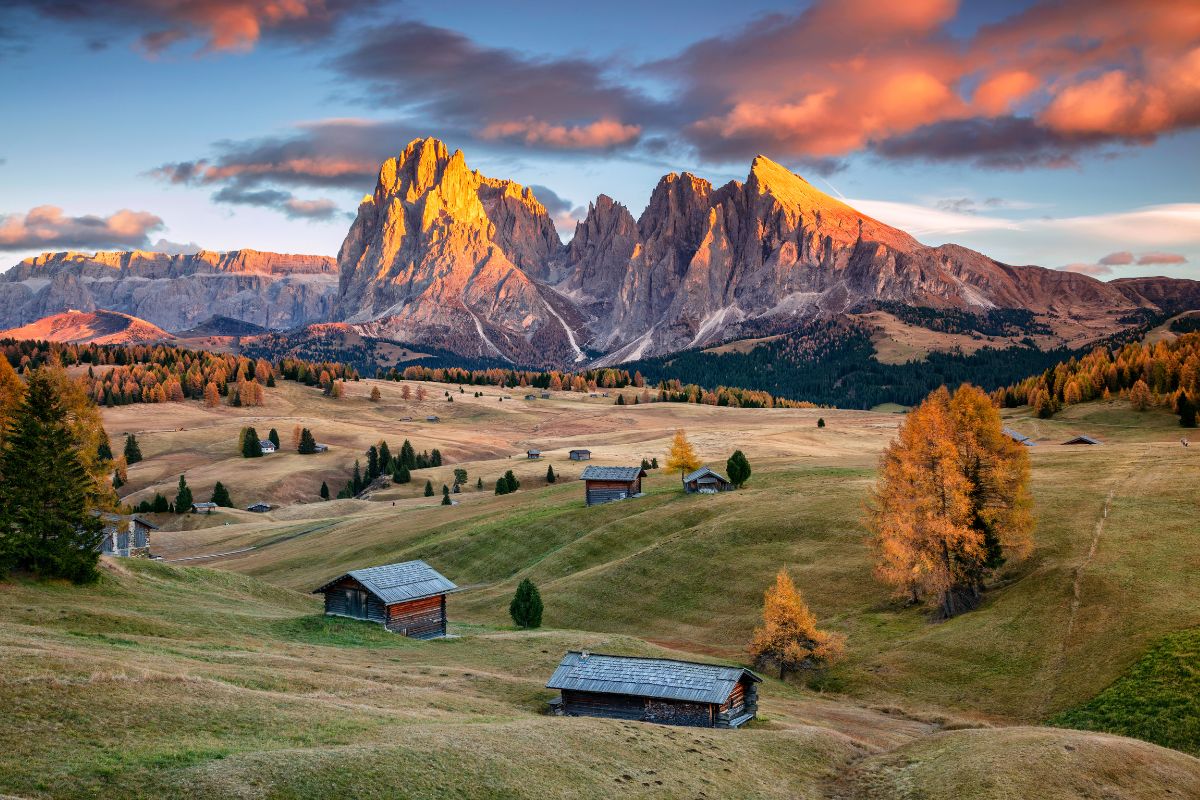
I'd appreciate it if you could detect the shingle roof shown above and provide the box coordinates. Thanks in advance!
[314,560,458,605]
[1063,435,1102,445]
[683,466,728,483]
[546,652,759,704]
[579,466,646,482]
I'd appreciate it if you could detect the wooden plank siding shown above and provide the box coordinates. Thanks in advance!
[385,595,446,639]
[584,477,643,506]
[560,690,718,727]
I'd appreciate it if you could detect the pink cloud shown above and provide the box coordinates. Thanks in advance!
[480,118,641,150]
[1099,251,1134,265]
[1060,263,1113,276]
[0,205,164,250]
[1138,252,1188,265]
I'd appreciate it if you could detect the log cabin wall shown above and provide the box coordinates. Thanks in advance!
[584,479,641,506]
[560,690,717,727]
[384,594,446,639]
[321,576,387,624]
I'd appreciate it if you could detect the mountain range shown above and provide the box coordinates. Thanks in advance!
[3,137,1198,370]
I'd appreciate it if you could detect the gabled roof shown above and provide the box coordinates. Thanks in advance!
[547,652,760,704]
[313,560,458,605]
[579,465,646,482]
[683,466,729,483]
[569,448,591,454]
[1063,435,1102,445]
[1002,427,1034,445]
[191,502,218,509]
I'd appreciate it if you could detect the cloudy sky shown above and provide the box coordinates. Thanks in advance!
[1,0,1198,279]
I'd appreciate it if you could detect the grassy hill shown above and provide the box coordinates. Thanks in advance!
[4,383,1199,797]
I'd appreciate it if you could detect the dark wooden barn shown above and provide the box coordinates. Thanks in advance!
[580,465,646,506]
[547,651,760,728]
[683,466,733,494]
[568,449,592,461]
[312,560,458,639]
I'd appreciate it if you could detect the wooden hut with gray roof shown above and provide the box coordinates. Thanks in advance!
[313,560,458,639]
[579,465,646,506]
[547,651,760,728]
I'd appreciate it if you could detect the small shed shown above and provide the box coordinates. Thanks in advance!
[313,560,458,638]
[98,513,156,558]
[313,443,329,453]
[246,502,271,513]
[1063,435,1102,445]
[524,394,537,400]
[426,416,440,422]
[191,501,218,514]
[527,449,542,460]
[547,651,760,728]
[580,465,646,506]
[569,449,592,461]
[1002,427,1035,446]
[259,440,277,454]
[683,466,733,494]
[540,392,551,399]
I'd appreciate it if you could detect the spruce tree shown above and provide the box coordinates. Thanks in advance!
[393,464,411,484]
[298,428,317,454]
[378,441,392,473]
[319,481,330,501]
[441,492,452,506]
[0,370,104,583]
[817,418,825,428]
[503,470,520,493]
[352,460,363,494]
[431,448,443,467]
[495,478,509,495]
[509,579,543,629]
[640,458,651,470]
[151,493,170,513]
[97,439,113,462]
[400,439,416,469]
[124,433,143,464]
[651,457,658,469]
[476,477,483,490]
[615,394,625,405]
[442,484,450,497]
[241,427,263,458]
[367,445,380,480]
[1177,391,1198,428]
[112,471,124,490]
[174,475,193,513]
[268,428,280,449]
[424,480,434,497]
[211,481,232,507]
[726,450,752,489]
[453,467,468,485]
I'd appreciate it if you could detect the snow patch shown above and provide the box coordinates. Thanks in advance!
[542,296,586,362]
[19,278,50,293]
[467,308,512,363]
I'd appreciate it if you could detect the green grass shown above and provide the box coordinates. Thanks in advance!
[1051,628,1200,755]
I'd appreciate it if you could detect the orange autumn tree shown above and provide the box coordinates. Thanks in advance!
[749,570,845,680]
[664,429,702,482]
[867,384,1033,618]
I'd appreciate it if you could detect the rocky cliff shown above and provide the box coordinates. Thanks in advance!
[0,249,337,332]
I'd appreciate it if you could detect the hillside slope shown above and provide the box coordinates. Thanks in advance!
[0,308,172,344]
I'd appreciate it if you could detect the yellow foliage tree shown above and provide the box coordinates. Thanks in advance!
[664,428,702,480]
[1129,379,1152,411]
[867,384,1032,618]
[749,570,845,679]
[0,357,25,450]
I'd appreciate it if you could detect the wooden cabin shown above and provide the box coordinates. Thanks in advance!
[540,392,551,399]
[569,449,592,461]
[246,502,271,513]
[259,440,277,454]
[580,465,646,506]
[313,560,458,639]
[527,449,542,460]
[1002,427,1035,446]
[1063,435,1102,445]
[191,501,218,514]
[547,651,760,728]
[98,514,157,558]
[683,466,733,494]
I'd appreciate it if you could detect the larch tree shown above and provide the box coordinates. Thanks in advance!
[867,384,1033,618]
[748,571,844,680]
[665,429,702,481]
[1129,379,1153,411]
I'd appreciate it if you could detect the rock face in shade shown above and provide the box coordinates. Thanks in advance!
[335,137,583,364]
[0,249,337,332]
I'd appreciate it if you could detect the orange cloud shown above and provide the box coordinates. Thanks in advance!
[974,71,1040,114]
[0,205,164,250]
[480,118,641,150]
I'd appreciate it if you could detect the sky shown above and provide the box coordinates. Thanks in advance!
[1,0,1198,281]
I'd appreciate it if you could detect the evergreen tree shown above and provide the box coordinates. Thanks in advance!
[151,493,171,513]
[352,460,363,494]
[424,480,434,497]
[503,470,520,493]
[441,493,452,505]
[453,467,468,485]
[726,450,752,488]
[615,394,625,405]
[298,428,317,454]
[640,458,651,470]
[241,427,263,458]
[442,484,450,497]
[651,457,658,469]
[495,478,509,495]
[431,448,443,467]
[211,481,232,507]
[476,477,483,490]
[378,441,392,473]
[367,445,380,480]
[393,464,411,484]
[1176,391,1198,428]
[174,474,193,513]
[319,481,330,500]
[817,418,825,428]
[97,438,113,462]
[112,471,124,490]
[546,464,556,483]
[400,439,416,469]
[509,578,543,629]
[0,370,104,583]
[124,433,143,464]
[268,428,280,449]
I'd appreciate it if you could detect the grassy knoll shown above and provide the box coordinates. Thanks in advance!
[1051,628,1200,755]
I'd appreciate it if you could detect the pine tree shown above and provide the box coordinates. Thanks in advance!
[546,464,556,483]
[298,428,317,454]
[352,460,363,494]
[0,370,104,583]
[726,450,752,488]
[509,578,544,629]
[424,480,434,497]
[124,433,143,464]
[431,448,443,467]
[441,493,452,505]
[615,394,625,405]
[476,477,483,490]
[112,471,124,490]
[211,481,232,507]
[748,571,844,679]
[174,474,193,513]
[393,464,411,484]
[400,439,416,469]
[268,428,280,449]
[367,445,380,480]
[379,441,392,474]
[442,484,450,497]
[453,467,468,485]
[651,457,658,469]
[503,470,520,493]
[319,481,330,500]
[241,427,263,458]
[817,418,825,428]
[495,478,509,495]
[97,439,113,462]
[640,458,651,470]
[151,493,170,513]
[665,429,702,482]
[1176,391,1197,428]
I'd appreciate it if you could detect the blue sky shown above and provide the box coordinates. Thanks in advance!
[1,0,1197,280]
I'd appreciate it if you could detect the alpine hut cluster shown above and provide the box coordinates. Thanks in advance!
[547,651,760,728]
[313,560,458,639]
